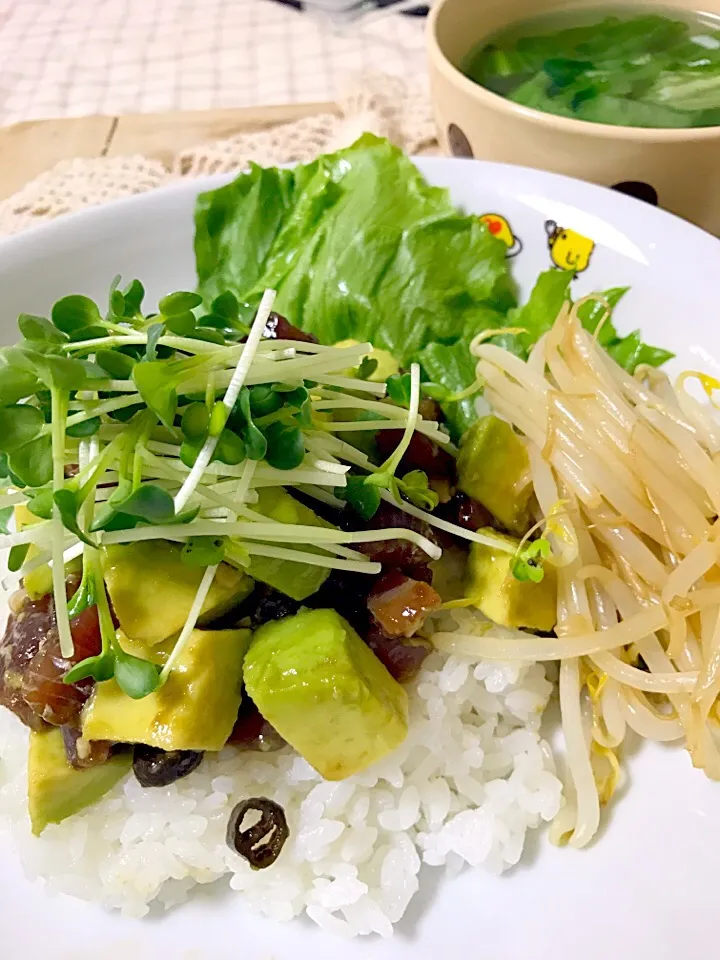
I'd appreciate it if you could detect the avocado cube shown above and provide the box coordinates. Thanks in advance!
[16,503,83,598]
[15,504,54,599]
[334,339,400,382]
[456,415,532,534]
[246,488,333,601]
[82,629,250,751]
[28,727,131,835]
[102,541,252,645]
[466,530,557,632]
[244,609,408,780]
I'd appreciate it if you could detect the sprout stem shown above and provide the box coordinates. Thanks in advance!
[173,289,277,512]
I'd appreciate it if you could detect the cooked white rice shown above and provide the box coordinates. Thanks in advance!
[0,649,562,937]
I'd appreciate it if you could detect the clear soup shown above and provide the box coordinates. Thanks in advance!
[462,6,720,129]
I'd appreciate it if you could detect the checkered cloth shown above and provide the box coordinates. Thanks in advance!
[0,0,427,125]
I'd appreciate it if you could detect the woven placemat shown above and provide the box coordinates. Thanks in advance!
[0,75,437,236]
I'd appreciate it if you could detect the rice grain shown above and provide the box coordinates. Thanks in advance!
[0,652,562,934]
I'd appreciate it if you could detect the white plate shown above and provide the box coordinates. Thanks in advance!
[1,159,719,960]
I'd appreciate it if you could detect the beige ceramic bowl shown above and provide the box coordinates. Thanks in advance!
[427,0,720,234]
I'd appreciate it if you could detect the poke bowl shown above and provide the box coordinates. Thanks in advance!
[0,141,720,960]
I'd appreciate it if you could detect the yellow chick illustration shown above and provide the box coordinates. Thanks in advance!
[545,220,595,273]
[479,213,522,258]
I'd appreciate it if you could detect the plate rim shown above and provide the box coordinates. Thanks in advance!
[0,156,718,262]
[1,151,720,959]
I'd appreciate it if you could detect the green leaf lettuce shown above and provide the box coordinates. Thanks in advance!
[195,135,673,442]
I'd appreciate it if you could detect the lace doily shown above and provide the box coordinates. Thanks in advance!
[0,75,437,236]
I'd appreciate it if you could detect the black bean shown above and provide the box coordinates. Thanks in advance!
[250,585,302,627]
[226,797,289,869]
[132,745,204,787]
[306,571,371,634]
[438,492,492,533]
[432,492,494,550]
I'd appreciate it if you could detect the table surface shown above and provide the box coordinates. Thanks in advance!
[0,101,341,202]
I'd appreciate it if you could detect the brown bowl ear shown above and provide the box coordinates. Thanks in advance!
[611,182,659,207]
[447,123,475,158]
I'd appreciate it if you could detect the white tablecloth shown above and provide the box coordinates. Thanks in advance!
[0,0,427,126]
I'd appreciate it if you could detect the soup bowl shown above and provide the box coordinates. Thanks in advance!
[426,0,720,234]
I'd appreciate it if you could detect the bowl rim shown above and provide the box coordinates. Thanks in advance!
[426,0,720,143]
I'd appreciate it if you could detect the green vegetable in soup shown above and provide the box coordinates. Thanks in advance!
[463,9,720,129]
